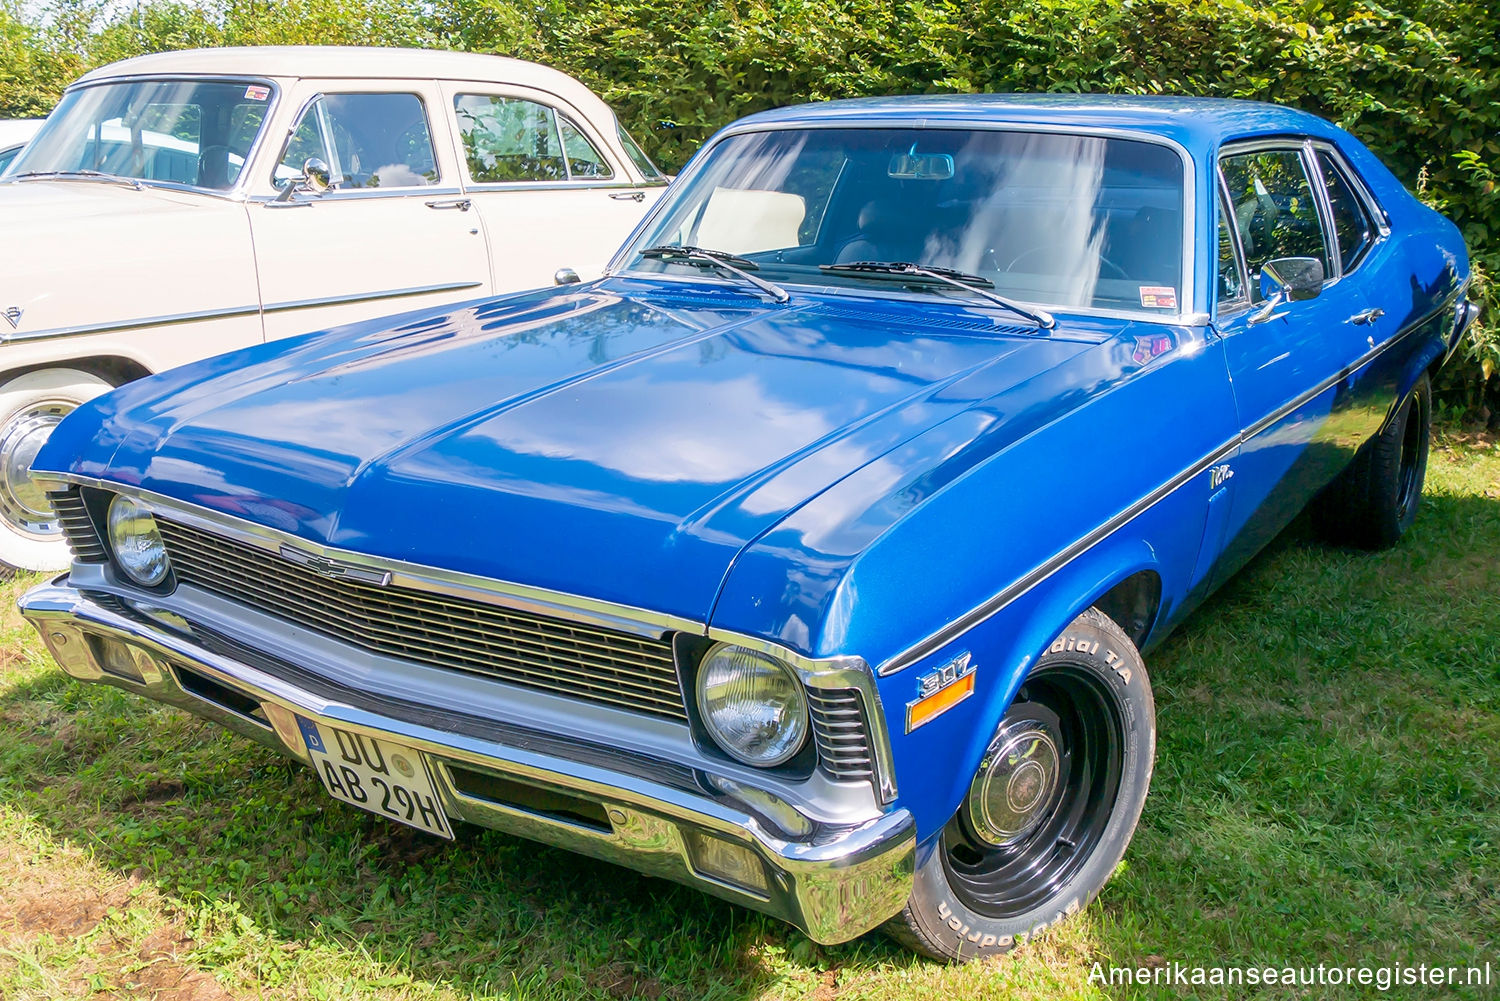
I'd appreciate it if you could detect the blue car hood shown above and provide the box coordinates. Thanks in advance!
[41,280,1099,623]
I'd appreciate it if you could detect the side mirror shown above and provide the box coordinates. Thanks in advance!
[1250,256,1324,323]
[553,267,581,286]
[301,156,331,194]
[1260,256,1324,302]
[273,156,333,203]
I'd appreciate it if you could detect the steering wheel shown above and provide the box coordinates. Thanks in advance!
[1005,246,1128,280]
[196,144,234,189]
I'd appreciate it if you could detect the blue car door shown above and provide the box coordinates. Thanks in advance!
[1208,141,1377,584]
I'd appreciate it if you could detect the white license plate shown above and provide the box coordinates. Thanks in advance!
[296,716,453,839]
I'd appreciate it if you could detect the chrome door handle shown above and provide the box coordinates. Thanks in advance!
[1350,307,1385,325]
[609,190,645,202]
[424,198,472,211]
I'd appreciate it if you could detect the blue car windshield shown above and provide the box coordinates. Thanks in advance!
[623,127,1187,316]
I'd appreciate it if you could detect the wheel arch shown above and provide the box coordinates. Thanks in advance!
[886,536,1168,842]
[0,354,154,390]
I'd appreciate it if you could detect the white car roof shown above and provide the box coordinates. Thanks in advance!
[0,119,43,149]
[74,46,620,126]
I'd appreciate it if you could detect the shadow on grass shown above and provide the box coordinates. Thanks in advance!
[2,489,1497,998]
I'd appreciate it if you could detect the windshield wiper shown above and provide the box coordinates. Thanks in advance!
[819,261,1055,329]
[639,245,790,304]
[14,170,142,190]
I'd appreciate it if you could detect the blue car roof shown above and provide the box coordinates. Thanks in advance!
[731,94,1346,155]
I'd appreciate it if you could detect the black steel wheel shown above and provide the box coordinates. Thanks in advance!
[884,608,1155,962]
[1314,374,1431,549]
[941,662,1125,918]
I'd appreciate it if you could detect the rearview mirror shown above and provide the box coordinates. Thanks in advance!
[1259,256,1323,302]
[888,146,954,180]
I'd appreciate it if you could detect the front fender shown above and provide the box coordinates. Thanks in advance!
[871,532,1174,842]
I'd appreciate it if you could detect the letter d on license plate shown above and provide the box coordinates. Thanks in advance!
[297,716,453,839]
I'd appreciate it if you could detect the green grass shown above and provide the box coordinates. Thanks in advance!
[1,434,1497,999]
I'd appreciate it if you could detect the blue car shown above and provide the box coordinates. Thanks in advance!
[19,95,1477,960]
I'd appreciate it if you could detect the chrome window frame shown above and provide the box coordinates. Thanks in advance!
[451,91,629,189]
[6,73,283,199]
[1213,170,1252,318]
[1308,140,1387,278]
[1216,136,1337,303]
[270,88,445,193]
[607,119,1205,326]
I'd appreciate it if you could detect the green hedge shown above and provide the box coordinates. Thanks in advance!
[6,0,1497,412]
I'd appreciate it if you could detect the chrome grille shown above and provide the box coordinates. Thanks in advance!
[155,519,688,723]
[808,687,875,782]
[47,488,107,562]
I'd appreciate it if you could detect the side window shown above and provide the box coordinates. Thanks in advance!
[1318,151,1375,273]
[278,93,438,189]
[558,117,614,180]
[1216,188,1248,309]
[454,95,567,182]
[617,123,665,181]
[1219,148,1330,300]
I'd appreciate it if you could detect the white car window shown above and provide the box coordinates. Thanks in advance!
[557,116,613,180]
[278,93,439,189]
[454,95,565,182]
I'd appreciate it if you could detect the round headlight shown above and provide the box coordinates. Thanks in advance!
[107,495,170,586]
[695,643,809,767]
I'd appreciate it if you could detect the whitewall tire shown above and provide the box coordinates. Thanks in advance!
[0,368,113,572]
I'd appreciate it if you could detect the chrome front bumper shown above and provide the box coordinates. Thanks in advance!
[20,578,915,945]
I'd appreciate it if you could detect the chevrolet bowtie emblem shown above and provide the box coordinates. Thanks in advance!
[2,306,21,330]
[278,544,392,586]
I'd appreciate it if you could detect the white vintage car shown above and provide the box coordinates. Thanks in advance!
[0,46,668,571]
[0,120,43,173]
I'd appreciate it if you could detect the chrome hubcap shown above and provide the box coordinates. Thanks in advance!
[966,723,1062,846]
[0,401,73,539]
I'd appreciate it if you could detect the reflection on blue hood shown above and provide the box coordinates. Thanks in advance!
[38,278,1123,624]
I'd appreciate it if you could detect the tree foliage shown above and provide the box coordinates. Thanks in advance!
[4,0,1496,410]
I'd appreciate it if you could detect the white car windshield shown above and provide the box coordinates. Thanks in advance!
[9,78,274,191]
[624,127,1187,317]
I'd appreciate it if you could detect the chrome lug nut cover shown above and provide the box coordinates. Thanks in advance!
[967,723,1062,846]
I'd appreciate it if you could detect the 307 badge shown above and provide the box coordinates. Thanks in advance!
[906,651,977,732]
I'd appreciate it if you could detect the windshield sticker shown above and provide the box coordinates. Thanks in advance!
[1139,286,1177,309]
[244,85,271,101]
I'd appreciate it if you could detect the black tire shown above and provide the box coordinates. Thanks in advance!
[1313,374,1431,549]
[884,608,1155,962]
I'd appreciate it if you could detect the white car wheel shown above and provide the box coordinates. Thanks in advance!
[0,368,113,572]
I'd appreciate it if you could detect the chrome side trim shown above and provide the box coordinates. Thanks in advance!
[0,304,261,344]
[879,294,1454,676]
[878,431,1240,676]
[0,281,483,345]
[461,179,664,193]
[261,280,484,314]
[250,186,467,204]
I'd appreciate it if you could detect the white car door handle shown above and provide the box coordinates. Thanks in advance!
[1350,307,1384,325]
[609,190,646,202]
[424,198,472,211]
